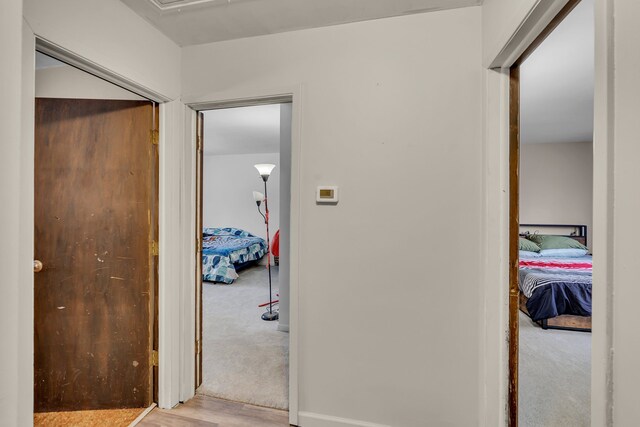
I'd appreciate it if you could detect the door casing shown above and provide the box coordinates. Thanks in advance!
[185,91,301,426]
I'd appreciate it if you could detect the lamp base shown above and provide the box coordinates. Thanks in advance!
[261,310,279,321]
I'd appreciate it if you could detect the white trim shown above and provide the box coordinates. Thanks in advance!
[298,412,391,427]
[483,0,611,425]
[486,0,572,69]
[179,107,198,403]
[479,66,510,427]
[182,85,302,426]
[158,101,186,409]
[591,0,614,425]
[128,403,157,427]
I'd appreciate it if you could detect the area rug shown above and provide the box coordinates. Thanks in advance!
[198,265,289,410]
[34,407,146,427]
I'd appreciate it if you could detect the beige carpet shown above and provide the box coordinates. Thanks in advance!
[519,311,591,426]
[198,265,289,410]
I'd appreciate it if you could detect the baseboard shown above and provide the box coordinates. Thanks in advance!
[277,323,289,332]
[297,412,390,427]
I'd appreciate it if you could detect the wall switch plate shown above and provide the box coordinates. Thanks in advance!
[316,186,338,203]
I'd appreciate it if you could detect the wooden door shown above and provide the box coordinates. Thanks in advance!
[34,98,158,411]
[195,111,204,388]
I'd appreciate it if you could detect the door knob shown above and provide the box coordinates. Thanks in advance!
[34,260,43,273]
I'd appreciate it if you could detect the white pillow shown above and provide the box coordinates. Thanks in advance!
[539,248,588,257]
[519,250,542,258]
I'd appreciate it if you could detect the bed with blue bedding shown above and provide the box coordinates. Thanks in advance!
[202,227,267,284]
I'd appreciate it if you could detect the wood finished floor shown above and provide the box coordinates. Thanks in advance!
[138,395,289,426]
[34,407,146,426]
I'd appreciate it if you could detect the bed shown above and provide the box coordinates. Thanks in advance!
[202,227,267,284]
[518,224,592,331]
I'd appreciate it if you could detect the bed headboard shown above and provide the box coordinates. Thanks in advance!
[519,224,588,247]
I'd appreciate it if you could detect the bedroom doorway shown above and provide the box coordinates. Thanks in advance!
[194,101,292,413]
[509,0,594,425]
[33,52,158,426]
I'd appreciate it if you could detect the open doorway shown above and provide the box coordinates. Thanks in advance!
[33,51,159,426]
[195,102,291,413]
[509,0,594,425]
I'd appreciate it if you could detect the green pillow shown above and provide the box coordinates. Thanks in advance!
[519,237,541,252]
[528,234,588,251]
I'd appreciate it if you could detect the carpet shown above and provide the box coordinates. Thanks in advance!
[519,311,591,427]
[198,265,289,410]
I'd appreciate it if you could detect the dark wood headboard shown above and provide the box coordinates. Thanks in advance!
[519,224,588,247]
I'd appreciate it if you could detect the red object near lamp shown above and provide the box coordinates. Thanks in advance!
[272,230,280,257]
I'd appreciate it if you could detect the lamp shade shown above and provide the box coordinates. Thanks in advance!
[254,163,276,181]
[253,191,265,203]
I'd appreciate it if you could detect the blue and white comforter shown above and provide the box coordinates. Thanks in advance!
[202,227,267,284]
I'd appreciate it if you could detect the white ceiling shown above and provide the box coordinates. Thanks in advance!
[120,0,481,46]
[203,104,281,156]
[35,51,67,70]
[520,0,594,144]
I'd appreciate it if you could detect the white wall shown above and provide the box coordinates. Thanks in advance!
[0,2,32,426]
[520,142,593,246]
[184,7,483,426]
[36,65,145,100]
[203,153,280,242]
[24,0,181,100]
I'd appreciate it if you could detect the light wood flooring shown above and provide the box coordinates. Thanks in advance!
[34,407,146,426]
[138,395,289,427]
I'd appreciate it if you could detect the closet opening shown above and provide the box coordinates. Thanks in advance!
[33,51,159,426]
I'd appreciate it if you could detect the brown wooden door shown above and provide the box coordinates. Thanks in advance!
[34,98,158,412]
[195,111,204,388]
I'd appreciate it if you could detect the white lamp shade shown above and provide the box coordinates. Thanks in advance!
[253,191,265,203]
[254,163,276,178]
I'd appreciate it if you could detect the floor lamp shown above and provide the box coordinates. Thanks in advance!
[253,163,278,321]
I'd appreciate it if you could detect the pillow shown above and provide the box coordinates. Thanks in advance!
[519,237,541,253]
[527,234,588,251]
[519,250,542,258]
[539,248,589,257]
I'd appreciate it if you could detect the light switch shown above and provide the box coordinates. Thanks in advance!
[316,186,338,203]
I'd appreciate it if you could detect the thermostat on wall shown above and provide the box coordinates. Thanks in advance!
[316,186,338,203]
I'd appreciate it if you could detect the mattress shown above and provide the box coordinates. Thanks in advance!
[202,228,267,284]
[519,254,592,321]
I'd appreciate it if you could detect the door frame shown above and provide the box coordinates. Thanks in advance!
[482,0,612,425]
[507,2,582,424]
[25,35,177,411]
[183,88,301,426]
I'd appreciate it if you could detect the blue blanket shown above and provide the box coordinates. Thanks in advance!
[202,227,267,284]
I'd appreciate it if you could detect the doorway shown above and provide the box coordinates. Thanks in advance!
[194,101,292,412]
[508,0,594,425]
[33,52,159,425]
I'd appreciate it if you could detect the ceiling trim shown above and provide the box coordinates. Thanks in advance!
[189,94,292,111]
[148,0,227,12]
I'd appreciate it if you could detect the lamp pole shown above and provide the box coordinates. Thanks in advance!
[261,177,277,321]
[255,163,278,321]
